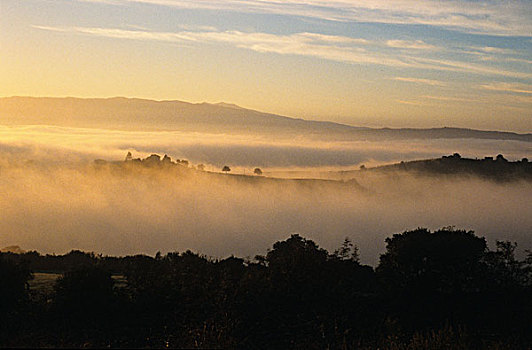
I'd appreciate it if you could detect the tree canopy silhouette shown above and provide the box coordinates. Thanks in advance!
[377,227,487,294]
[0,255,31,315]
[53,266,117,323]
[1,228,531,348]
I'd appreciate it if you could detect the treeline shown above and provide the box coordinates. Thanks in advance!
[370,153,532,181]
[1,228,531,348]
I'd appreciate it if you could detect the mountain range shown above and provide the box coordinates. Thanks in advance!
[1,96,531,142]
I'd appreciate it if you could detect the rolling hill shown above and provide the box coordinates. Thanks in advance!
[338,153,532,181]
[1,96,531,142]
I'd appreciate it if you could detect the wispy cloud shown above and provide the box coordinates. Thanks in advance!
[397,94,531,111]
[465,48,532,65]
[296,32,369,45]
[471,46,517,55]
[407,56,532,79]
[76,0,532,37]
[33,25,532,79]
[386,40,437,50]
[396,99,423,106]
[421,94,532,109]
[177,24,218,32]
[459,46,532,65]
[505,57,532,65]
[32,25,70,32]
[479,82,532,95]
[422,95,480,103]
[31,25,408,67]
[394,77,446,86]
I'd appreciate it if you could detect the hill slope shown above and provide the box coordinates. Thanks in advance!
[1,96,531,142]
[341,154,532,181]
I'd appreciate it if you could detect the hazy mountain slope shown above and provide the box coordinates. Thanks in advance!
[1,96,531,142]
[0,96,360,135]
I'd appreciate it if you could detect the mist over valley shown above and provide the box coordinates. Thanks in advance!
[0,99,530,264]
[3,1,532,345]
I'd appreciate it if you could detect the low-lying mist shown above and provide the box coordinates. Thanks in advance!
[1,125,530,171]
[1,158,530,265]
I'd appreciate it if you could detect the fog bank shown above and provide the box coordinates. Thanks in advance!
[0,160,530,265]
[0,125,530,171]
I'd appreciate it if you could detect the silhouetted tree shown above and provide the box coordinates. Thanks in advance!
[144,154,161,165]
[222,165,231,173]
[62,250,97,270]
[377,227,487,294]
[496,154,507,162]
[484,241,532,288]
[2,230,531,348]
[376,227,491,330]
[53,266,117,323]
[162,154,172,164]
[332,237,360,262]
[253,167,262,175]
[0,255,31,315]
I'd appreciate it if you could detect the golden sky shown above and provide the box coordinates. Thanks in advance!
[1,0,531,131]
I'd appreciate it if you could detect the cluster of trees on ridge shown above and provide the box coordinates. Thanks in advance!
[359,153,532,181]
[95,152,264,176]
[1,228,531,348]
[96,152,532,182]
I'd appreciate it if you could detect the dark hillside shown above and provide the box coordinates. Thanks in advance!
[342,153,532,181]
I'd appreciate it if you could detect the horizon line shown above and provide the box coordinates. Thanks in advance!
[1,95,531,135]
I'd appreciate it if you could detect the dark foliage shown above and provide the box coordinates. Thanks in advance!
[0,255,32,345]
[1,228,531,348]
[0,254,32,313]
[377,227,487,294]
[369,153,532,181]
[53,266,116,322]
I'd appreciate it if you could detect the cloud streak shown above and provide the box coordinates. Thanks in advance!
[394,77,446,86]
[76,0,532,37]
[33,25,532,79]
[479,82,532,95]
[421,95,480,103]
[386,40,437,50]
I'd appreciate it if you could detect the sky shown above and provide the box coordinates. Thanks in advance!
[1,0,531,131]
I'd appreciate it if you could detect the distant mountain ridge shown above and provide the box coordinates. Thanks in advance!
[1,96,531,142]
